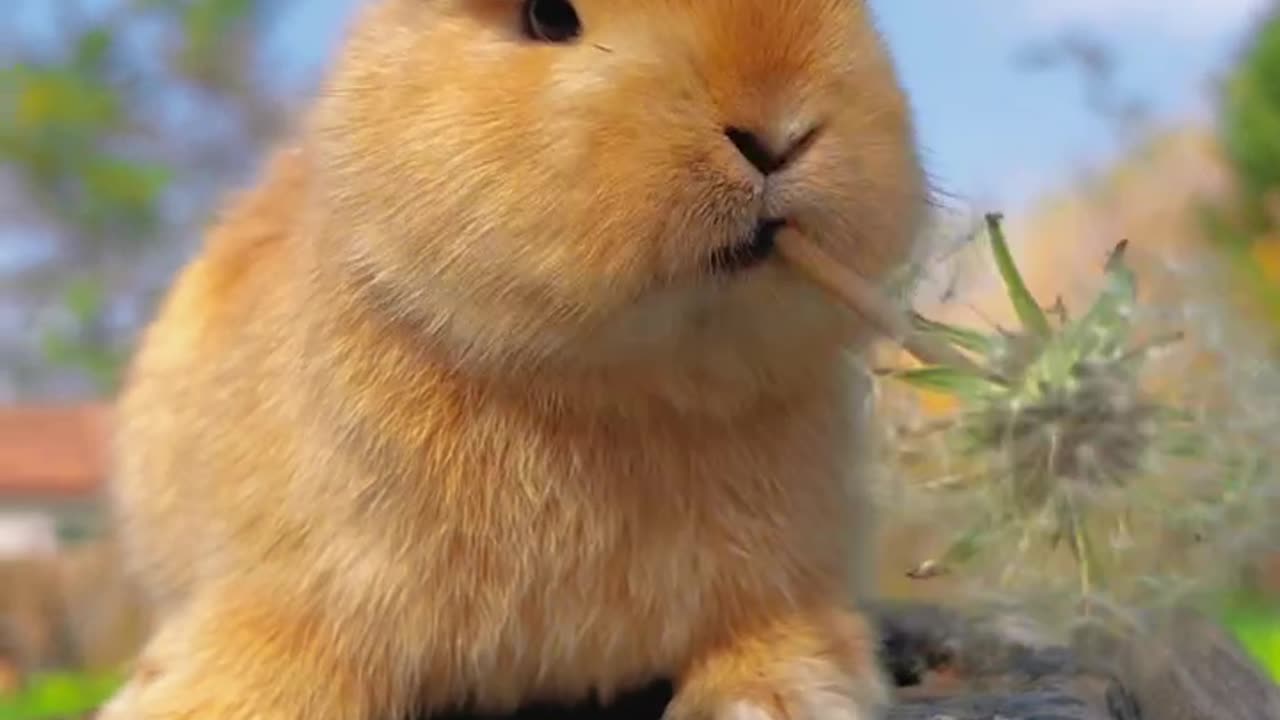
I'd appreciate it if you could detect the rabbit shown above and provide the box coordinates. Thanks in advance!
[100,0,926,718]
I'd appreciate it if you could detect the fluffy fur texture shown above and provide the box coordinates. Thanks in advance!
[102,0,925,718]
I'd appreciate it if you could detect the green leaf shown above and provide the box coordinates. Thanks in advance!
[906,524,990,578]
[2,66,119,132]
[985,213,1053,340]
[889,366,1004,401]
[41,338,123,393]
[183,0,255,74]
[83,157,172,210]
[38,279,126,393]
[910,313,997,356]
[74,29,113,71]
[63,277,106,324]
[1071,241,1139,357]
[939,525,988,566]
[0,670,122,719]
[1222,594,1280,683]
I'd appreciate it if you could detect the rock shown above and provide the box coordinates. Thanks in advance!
[874,602,1122,720]
[1073,607,1280,720]
[415,600,1278,720]
[874,601,1280,720]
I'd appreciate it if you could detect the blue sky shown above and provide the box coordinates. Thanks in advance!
[873,0,1274,215]
[8,0,1275,221]
[264,0,1275,219]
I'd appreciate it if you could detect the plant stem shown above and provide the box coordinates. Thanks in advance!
[776,227,1000,381]
[985,213,1054,340]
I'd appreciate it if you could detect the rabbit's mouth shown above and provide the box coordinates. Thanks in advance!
[707,218,784,274]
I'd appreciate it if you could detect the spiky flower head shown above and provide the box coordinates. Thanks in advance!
[881,214,1270,629]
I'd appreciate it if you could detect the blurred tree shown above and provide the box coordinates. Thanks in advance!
[1207,5,1280,332]
[1013,29,1152,149]
[0,0,352,400]
[1009,27,1172,248]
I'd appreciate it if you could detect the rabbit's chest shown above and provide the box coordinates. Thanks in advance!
[398,408,851,707]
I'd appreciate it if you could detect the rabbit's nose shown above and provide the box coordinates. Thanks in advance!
[724,123,822,175]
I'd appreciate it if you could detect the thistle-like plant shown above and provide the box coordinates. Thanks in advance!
[877,214,1271,628]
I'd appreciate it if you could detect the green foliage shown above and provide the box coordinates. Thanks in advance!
[1205,7,1280,330]
[985,214,1054,341]
[0,46,173,234]
[891,216,1181,598]
[1,21,158,394]
[38,278,128,394]
[885,216,1277,674]
[182,0,257,77]
[0,671,121,720]
[1221,8,1280,234]
[0,0,273,397]
[1223,594,1280,683]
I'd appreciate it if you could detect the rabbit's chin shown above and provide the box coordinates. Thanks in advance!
[548,266,853,371]
[704,219,786,276]
[411,253,848,387]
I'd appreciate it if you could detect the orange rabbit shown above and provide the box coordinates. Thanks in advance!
[102,0,926,718]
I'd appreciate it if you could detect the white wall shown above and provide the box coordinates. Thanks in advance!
[0,511,59,558]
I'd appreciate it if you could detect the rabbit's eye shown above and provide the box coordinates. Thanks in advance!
[523,0,581,43]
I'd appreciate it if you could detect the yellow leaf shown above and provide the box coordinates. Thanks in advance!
[916,388,960,416]
[15,81,54,127]
[1253,236,1280,284]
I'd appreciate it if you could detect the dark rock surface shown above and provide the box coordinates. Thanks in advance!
[877,601,1280,720]
[874,602,1123,720]
[415,602,1279,720]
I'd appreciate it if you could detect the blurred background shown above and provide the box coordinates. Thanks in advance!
[1,0,1279,712]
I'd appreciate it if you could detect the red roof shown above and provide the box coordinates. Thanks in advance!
[0,404,109,498]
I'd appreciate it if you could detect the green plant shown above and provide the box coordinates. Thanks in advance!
[880,214,1277,652]
[0,670,121,720]
[1220,7,1280,238]
[1204,7,1280,331]
[0,28,172,395]
[0,0,297,398]
[1224,592,1280,682]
